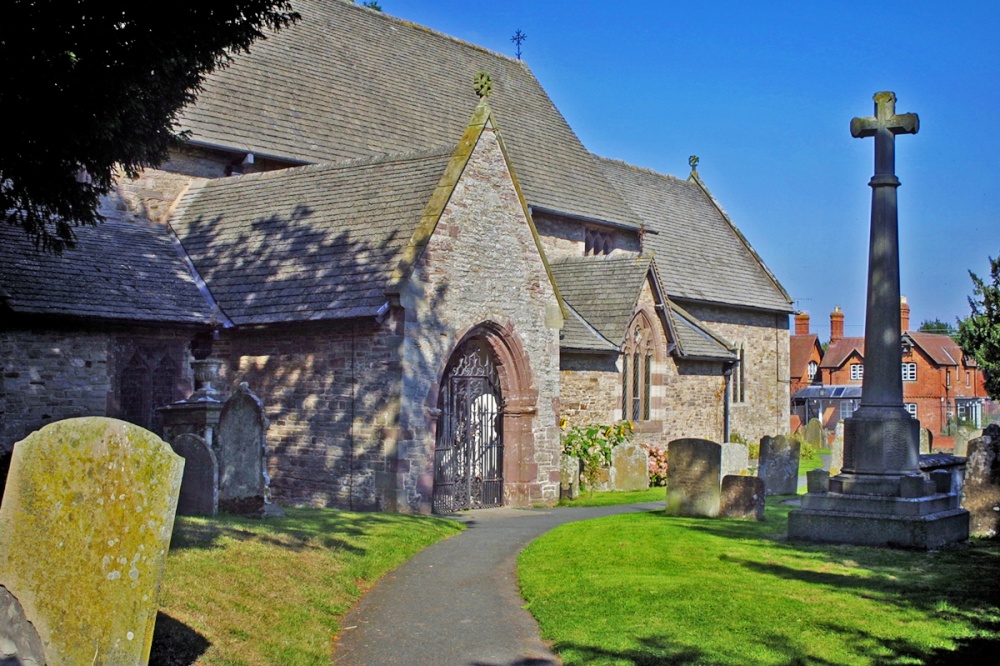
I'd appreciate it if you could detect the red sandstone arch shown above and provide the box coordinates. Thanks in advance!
[427,320,539,508]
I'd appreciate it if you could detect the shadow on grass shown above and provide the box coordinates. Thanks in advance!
[149,612,210,666]
[169,509,456,555]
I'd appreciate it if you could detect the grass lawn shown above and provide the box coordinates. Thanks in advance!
[519,499,1000,666]
[798,446,829,476]
[558,487,666,507]
[151,508,462,665]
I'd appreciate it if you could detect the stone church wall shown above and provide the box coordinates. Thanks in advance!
[216,316,402,511]
[396,122,563,512]
[681,302,791,441]
[0,326,194,451]
[534,211,641,260]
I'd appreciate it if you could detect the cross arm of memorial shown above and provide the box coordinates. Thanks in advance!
[850,91,919,139]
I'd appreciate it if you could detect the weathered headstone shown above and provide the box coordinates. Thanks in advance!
[170,433,219,517]
[559,453,580,500]
[721,442,749,477]
[758,435,800,496]
[0,418,184,665]
[666,438,721,517]
[216,383,279,516]
[719,475,765,520]
[804,418,824,450]
[953,426,976,457]
[830,422,845,475]
[962,425,1000,538]
[919,428,934,454]
[609,441,649,492]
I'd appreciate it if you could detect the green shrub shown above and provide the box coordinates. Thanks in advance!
[562,421,634,490]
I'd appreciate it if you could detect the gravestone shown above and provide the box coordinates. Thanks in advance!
[953,426,976,457]
[721,442,749,477]
[804,418,824,450]
[719,475,765,520]
[559,454,580,500]
[170,433,219,516]
[830,422,845,475]
[0,418,184,665]
[610,441,649,492]
[758,435,800,496]
[962,425,1000,538]
[919,428,934,454]
[666,438,721,517]
[216,383,279,516]
[789,92,969,548]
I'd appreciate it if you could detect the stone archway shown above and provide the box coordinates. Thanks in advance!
[431,322,537,512]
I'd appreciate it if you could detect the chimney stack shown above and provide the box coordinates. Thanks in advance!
[900,295,910,333]
[795,312,811,335]
[830,307,844,343]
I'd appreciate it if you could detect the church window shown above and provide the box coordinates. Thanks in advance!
[585,227,613,256]
[622,315,654,421]
[850,363,864,381]
[807,360,818,381]
[732,344,746,404]
[117,347,181,433]
[902,362,917,381]
[119,353,148,428]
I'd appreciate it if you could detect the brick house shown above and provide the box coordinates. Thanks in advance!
[791,301,992,444]
[788,312,824,431]
[1,0,792,512]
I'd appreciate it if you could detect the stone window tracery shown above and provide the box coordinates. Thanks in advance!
[585,227,613,256]
[622,314,654,421]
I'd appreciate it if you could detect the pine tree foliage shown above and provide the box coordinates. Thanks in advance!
[1,1,299,253]
[956,254,1000,400]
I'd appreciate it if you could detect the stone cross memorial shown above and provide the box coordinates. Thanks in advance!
[788,93,969,548]
[0,418,184,665]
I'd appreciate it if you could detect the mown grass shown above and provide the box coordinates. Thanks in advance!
[150,508,462,665]
[558,487,666,507]
[519,499,1000,665]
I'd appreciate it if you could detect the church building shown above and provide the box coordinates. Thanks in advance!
[0,0,792,513]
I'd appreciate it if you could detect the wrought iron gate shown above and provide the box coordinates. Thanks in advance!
[434,341,504,513]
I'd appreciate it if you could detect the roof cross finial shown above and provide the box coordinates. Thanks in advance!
[474,71,493,99]
[688,155,699,173]
[511,29,527,60]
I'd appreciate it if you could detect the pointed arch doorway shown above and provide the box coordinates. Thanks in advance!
[433,337,504,513]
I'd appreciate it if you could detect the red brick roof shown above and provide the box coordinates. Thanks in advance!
[790,334,820,378]
[820,337,865,369]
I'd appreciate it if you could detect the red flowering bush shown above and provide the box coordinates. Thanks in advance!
[642,443,669,486]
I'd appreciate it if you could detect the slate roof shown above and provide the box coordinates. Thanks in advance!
[168,148,454,325]
[790,334,821,378]
[666,303,736,360]
[178,0,641,231]
[820,337,865,369]
[0,218,216,326]
[550,256,654,347]
[595,158,792,313]
[550,255,733,360]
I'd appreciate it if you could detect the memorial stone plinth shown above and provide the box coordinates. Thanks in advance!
[788,92,969,549]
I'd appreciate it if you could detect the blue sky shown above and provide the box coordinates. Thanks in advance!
[385,1,999,341]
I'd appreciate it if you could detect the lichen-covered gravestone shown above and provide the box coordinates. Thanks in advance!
[216,383,280,516]
[170,432,219,517]
[758,435,800,496]
[721,442,749,477]
[0,418,183,665]
[559,453,580,500]
[830,422,845,475]
[666,439,721,517]
[919,427,934,454]
[962,424,1000,538]
[804,418,824,450]
[609,441,649,492]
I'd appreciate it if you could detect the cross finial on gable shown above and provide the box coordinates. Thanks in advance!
[688,155,699,173]
[474,71,493,99]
